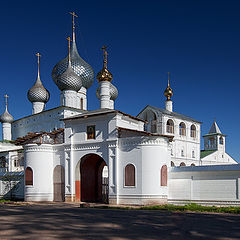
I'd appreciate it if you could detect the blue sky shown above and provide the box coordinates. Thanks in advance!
[0,0,239,162]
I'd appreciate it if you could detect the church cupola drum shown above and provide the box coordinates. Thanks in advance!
[97,46,118,109]
[0,95,14,140]
[164,72,173,112]
[52,12,94,110]
[27,53,50,114]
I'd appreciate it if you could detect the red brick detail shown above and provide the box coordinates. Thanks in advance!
[75,180,81,201]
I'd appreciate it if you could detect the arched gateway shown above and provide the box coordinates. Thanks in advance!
[75,154,108,203]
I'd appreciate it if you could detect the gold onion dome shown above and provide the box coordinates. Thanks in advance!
[55,37,82,92]
[0,95,14,123]
[97,46,113,82]
[96,82,118,100]
[52,12,94,89]
[28,53,50,103]
[164,72,173,100]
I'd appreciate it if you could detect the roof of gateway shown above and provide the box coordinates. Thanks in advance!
[117,127,174,141]
[62,109,146,123]
[137,105,202,124]
[200,150,216,159]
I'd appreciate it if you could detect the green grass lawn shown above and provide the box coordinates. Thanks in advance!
[95,203,240,214]
[140,203,240,214]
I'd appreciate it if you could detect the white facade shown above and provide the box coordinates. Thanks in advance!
[137,105,201,167]
[11,106,84,139]
[23,110,171,204]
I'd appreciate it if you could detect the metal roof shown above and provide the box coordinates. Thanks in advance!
[137,105,202,123]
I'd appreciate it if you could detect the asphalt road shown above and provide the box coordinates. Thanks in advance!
[0,203,239,240]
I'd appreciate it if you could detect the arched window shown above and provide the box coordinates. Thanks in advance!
[161,165,167,186]
[192,150,195,158]
[143,110,157,133]
[0,156,6,168]
[166,119,174,133]
[191,163,195,166]
[125,164,135,186]
[25,167,33,186]
[180,162,186,167]
[171,161,175,167]
[80,98,83,110]
[219,136,223,145]
[181,149,184,157]
[179,122,186,136]
[190,124,196,138]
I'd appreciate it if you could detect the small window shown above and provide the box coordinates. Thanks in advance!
[161,165,167,186]
[181,149,184,157]
[0,156,6,168]
[25,167,33,186]
[80,98,83,110]
[171,161,175,167]
[190,124,196,138]
[14,159,19,167]
[125,164,135,186]
[87,125,95,140]
[179,122,186,136]
[166,119,174,133]
[192,150,195,158]
[219,137,223,145]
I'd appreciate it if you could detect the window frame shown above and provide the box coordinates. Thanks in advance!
[25,167,33,186]
[124,164,136,187]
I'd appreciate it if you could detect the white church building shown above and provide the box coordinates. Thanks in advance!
[0,14,239,205]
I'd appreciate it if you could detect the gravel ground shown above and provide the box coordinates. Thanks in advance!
[0,203,240,240]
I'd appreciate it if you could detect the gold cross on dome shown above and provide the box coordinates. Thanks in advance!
[4,94,9,107]
[168,72,170,87]
[67,36,72,49]
[69,11,78,29]
[67,36,72,61]
[36,53,41,75]
[102,45,108,68]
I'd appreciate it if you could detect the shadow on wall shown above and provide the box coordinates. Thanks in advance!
[0,174,24,201]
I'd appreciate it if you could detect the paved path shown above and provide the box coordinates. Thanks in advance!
[0,203,240,240]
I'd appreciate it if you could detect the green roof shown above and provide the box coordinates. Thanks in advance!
[200,150,216,159]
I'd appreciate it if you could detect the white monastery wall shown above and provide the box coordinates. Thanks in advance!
[168,165,240,205]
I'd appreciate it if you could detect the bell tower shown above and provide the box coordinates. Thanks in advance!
[203,120,226,153]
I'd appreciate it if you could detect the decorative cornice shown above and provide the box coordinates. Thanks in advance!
[119,136,168,147]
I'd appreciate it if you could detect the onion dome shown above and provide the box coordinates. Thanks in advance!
[96,82,118,100]
[55,37,82,92]
[52,12,94,89]
[97,46,113,82]
[52,41,94,89]
[164,72,173,100]
[27,53,50,103]
[0,95,14,123]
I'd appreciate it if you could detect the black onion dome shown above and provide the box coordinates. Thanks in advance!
[27,75,50,103]
[52,41,94,89]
